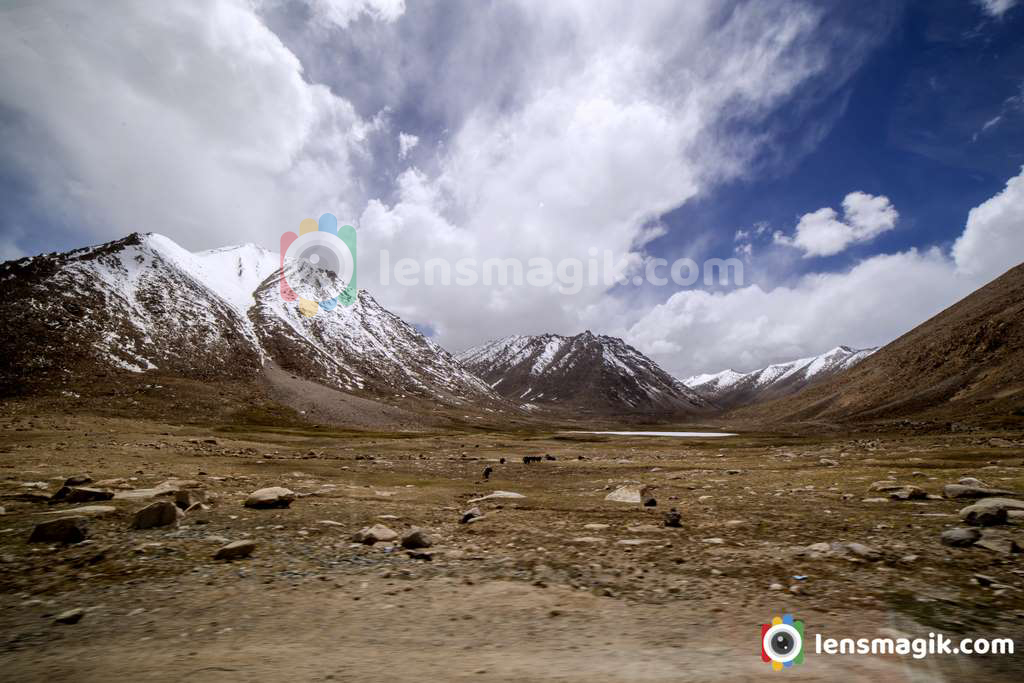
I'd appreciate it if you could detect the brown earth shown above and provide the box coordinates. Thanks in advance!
[1,408,1023,681]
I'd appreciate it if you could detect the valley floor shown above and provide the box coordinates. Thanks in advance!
[1,412,1023,681]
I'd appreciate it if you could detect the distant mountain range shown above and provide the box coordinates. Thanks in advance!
[5,232,1019,427]
[682,346,877,410]
[457,332,708,415]
[0,232,496,407]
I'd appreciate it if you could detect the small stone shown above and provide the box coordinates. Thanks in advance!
[819,458,839,466]
[131,501,182,530]
[584,523,610,531]
[459,507,483,524]
[400,529,433,549]
[958,477,986,487]
[63,475,92,487]
[54,608,84,625]
[604,485,644,504]
[175,489,208,510]
[352,524,398,545]
[940,528,981,547]
[244,487,295,509]
[663,508,682,528]
[845,542,881,560]
[29,516,88,544]
[888,486,927,501]
[214,540,256,561]
[769,583,783,591]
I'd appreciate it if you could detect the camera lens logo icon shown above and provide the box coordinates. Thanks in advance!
[279,213,357,317]
[761,614,804,671]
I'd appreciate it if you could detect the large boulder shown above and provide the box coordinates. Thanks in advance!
[960,498,1024,526]
[29,516,88,544]
[132,501,183,529]
[244,487,295,509]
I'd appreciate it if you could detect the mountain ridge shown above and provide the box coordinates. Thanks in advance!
[457,332,709,416]
[683,345,877,410]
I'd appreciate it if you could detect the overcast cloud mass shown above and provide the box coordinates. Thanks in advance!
[1,0,1023,377]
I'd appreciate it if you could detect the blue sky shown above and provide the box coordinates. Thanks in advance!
[1,0,1022,376]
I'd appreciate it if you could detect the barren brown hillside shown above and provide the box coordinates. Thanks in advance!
[734,262,1024,427]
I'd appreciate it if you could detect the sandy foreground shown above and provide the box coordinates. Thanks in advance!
[1,413,1022,681]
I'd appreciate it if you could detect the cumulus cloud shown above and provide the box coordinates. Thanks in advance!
[628,167,1024,377]
[952,166,1024,278]
[0,0,392,250]
[774,191,898,258]
[0,0,900,365]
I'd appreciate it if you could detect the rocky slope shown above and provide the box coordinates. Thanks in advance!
[683,346,876,410]
[457,332,708,415]
[737,262,1024,426]
[0,232,497,406]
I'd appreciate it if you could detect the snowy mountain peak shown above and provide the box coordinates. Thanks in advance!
[682,345,877,409]
[458,332,708,415]
[0,233,501,407]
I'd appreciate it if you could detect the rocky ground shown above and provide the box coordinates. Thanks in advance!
[1,412,1024,681]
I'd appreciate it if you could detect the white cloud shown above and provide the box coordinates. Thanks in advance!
[354,1,871,350]
[628,167,1024,377]
[397,132,419,159]
[0,0,394,250]
[774,191,898,258]
[952,165,1024,279]
[976,0,1018,18]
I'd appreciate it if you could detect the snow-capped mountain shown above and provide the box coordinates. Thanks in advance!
[0,232,496,405]
[682,345,877,410]
[457,332,708,415]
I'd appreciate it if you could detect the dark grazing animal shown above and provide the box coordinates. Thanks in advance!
[483,466,493,480]
[522,456,543,464]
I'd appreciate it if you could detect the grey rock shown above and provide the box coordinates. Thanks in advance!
[244,487,295,509]
[175,489,208,510]
[940,528,981,547]
[460,507,483,524]
[352,524,398,545]
[888,486,928,501]
[943,484,1021,500]
[131,501,182,529]
[819,458,839,466]
[845,543,881,560]
[64,487,114,504]
[960,500,1015,526]
[63,475,92,487]
[400,528,433,549]
[29,516,88,544]
[54,608,84,624]
[214,539,256,561]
